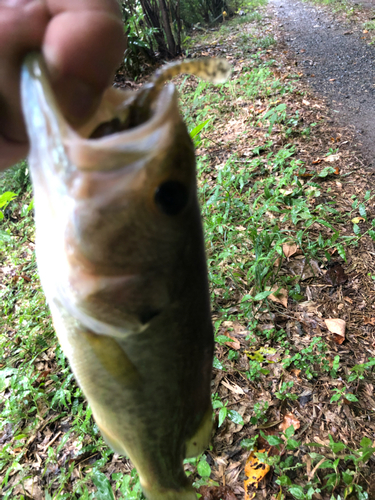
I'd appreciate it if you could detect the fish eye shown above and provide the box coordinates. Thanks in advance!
[154,181,189,216]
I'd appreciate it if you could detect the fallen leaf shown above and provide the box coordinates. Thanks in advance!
[244,449,270,500]
[282,242,299,259]
[325,262,348,286]
[312,157,323,164]
[363,29,369,33]
[364,317,375,326]
[299,389,313,407]
[297,300,317,312]
[198,485,237,500]
[18,274,31,282]
[268,286,288,308]
[325,318,346,344]
[21,477,44,500]
[279,412,301,432]
[324,153,341,162]
[247,346,281,363]
[351,217,365,223]
[224,333,241,350]
[279,188,294,196]
[302,99,310,106]
[221,379,245,395]
[287,258,321,280]
[291,369,302,380]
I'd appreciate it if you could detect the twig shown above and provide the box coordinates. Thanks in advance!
[308,458,326,480]
[42,431,62,452]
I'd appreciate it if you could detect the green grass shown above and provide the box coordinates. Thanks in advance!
[1,1,375,498]
[302,0,363,18]
[364,20,375,30]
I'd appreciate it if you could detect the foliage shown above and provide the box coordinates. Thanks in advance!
[1,2,375,498]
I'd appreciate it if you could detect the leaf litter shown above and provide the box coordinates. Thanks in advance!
[1,1,375,499]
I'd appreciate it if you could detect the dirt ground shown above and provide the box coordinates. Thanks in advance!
[272,0,375,166]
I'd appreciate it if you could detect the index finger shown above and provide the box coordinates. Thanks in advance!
[43,0,126,123]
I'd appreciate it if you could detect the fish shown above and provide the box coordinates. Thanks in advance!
[21,54,230,499]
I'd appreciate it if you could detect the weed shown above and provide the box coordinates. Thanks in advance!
[212,393,244,427]
[282,337,330,379]
[348,358,375,382]
[330,387,359,405]
[275,381,298,401]
[250,401,269,425]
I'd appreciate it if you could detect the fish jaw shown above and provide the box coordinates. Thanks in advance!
[21,53,214,498]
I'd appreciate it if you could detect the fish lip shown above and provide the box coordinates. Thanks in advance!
[21,52,180,173]
[72,83,178,163]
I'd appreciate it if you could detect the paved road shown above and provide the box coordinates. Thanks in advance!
[273,0,375,163]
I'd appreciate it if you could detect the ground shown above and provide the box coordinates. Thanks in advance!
[274,0,375,165]
[2,0,375,499]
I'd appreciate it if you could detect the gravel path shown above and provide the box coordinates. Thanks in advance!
[272,0,375,162]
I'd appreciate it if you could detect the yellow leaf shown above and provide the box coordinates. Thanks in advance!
[351,217,364,224]
[244,449,270,500]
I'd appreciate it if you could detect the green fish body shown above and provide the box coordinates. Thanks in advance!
[21,54,229,499]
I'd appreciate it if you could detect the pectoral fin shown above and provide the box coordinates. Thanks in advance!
[81,330,141,389]
[185,407,213,459]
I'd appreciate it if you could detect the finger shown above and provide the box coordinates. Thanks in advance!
[44,0,125,123]
[0,137,28,171]
[0,1,49,144]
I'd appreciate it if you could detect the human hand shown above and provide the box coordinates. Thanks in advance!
[0,0,125,170]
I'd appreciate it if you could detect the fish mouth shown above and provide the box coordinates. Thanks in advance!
[21,52,181,173]
[21,53,195,336]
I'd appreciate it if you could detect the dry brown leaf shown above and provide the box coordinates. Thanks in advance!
[325,318,346,344]
[244,449,270,500]
[364,317,375,326]
[282,242,298,259]
[324,153,341,162]
[221,379,245,395]
[279,412,301,432]
[312,157,323,164]
[268,286,288,308]
[224,333,241,350]
[291,369,302,380]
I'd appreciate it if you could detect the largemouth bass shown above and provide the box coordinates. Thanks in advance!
[21,54,230,499]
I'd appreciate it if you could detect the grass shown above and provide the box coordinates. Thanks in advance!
[301,0,360,17]
[1,0,375,498]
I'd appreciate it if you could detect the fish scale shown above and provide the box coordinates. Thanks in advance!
[21,54,230,500]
